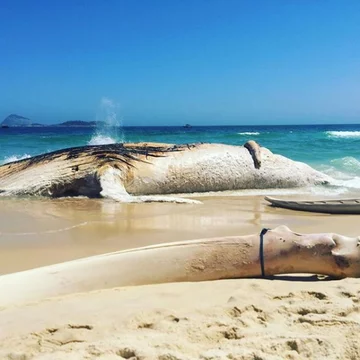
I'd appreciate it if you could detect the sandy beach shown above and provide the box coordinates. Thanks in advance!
[1,195,360,359]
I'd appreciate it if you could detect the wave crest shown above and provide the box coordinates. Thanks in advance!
[326,131,360,138]
[237,132,260,135]
[330,156,360,176]
[317,156,360,190]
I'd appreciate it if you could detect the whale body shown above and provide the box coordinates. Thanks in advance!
[0,141,331,202]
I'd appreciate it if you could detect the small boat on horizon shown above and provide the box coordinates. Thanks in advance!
[183,124,192,129]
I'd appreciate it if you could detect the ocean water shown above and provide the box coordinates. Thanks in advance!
[1,124,360,196]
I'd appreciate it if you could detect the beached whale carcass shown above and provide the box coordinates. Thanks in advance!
[0,141,331,202]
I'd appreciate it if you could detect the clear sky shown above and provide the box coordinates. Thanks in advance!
[1,0,359,125]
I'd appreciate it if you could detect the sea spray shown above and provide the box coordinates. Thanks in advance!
[88,97,124,145]
[88,135,117,146]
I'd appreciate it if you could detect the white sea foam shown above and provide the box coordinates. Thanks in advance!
[330,156,360,175]
[2,154,31,164]
[315,156,360,191]
[88,135,117,145]
[237,132,260,135]
[319,157,360,178]
[326,131,360,139]
[335,177,360,189]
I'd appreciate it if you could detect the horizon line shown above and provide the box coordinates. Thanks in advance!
[2,123,360,128]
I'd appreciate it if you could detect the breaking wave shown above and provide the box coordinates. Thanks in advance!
[319,157,360,177]
[326,131,360,139]
[329,157,360,176]
[316,156,360,191]
[238,132,260,136]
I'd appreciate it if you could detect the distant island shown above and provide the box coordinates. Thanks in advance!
[54,120,101,127]
[1,114,105,128]
[1,114,33,127]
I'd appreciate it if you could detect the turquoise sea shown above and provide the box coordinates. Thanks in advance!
[1,124,360,196]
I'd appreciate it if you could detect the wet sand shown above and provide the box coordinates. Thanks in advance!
[1,195,360,359]
[1,195,360,275]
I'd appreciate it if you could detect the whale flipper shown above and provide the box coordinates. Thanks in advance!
[98,165,201,204]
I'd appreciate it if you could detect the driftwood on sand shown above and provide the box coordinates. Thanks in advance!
[0,225,359,308]
[0,141,331,202]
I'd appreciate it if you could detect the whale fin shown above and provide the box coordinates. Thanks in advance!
[98,165,201,204]
[244,140,262,169]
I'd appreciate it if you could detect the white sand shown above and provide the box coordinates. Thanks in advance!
[1,277,360,359]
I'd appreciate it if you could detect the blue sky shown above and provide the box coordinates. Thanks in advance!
[1,0,359,125]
